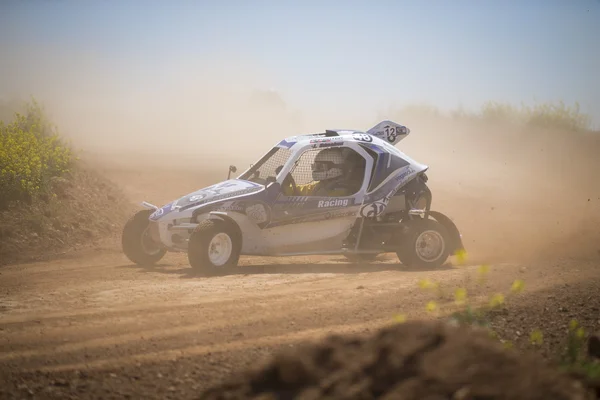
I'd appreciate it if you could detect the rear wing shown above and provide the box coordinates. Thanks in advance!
[366,120,410,145]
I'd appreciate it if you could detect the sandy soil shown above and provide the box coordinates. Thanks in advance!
[1,241,599,399]
[1,152,600,399]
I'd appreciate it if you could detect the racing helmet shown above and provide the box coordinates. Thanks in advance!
[311,147,347,181]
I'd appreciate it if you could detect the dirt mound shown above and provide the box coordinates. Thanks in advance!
[200,320,592,400]
[0,160,135,266]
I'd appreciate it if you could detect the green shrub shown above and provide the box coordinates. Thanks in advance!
[0,99,73,208]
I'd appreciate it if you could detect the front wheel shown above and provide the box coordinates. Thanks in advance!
[396,218,450,269]
[122,209,166,265]
[188,219,241,274]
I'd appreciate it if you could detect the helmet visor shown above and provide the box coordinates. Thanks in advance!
[311,161,337,172]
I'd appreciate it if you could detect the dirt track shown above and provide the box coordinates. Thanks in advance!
[3,236,600,399]
[1,241,599,399]
[2,157,600,399]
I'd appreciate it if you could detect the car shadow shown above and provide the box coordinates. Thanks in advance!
[117,258,455,279]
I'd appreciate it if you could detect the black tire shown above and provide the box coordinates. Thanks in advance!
[122,209,166,265]
[187,219,241,274]
[396,218,450,269]
[344,253,379,262]
[395,248,414,267]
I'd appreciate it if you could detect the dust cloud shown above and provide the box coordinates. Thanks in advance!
[2,52,599,265]
[1,50,371,172]
[397,115,600,264]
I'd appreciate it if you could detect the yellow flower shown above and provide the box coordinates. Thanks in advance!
[418,279,435,290]
[530,329,543,346]
[477,264,490,275]
[426,301,438,313]
[393,314,407,324]
[569,319,579,331]
[576,327,585,339]
[0,100,73,204]
[454,248,468,265]
[489,293,505,308]
[454,288,467,305]
[510,279,525,293]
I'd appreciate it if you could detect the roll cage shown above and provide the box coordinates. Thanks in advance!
[237,131,426,197]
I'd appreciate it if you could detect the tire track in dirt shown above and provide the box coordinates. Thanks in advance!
[23,318,399,374]
[1,255,468,361]
[2,250,598,386]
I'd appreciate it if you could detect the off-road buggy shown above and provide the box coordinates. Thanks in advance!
[122,120,464,273]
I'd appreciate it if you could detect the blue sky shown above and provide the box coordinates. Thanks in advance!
[1,0,599,127]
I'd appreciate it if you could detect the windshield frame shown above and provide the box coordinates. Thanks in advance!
[237,145,293,185]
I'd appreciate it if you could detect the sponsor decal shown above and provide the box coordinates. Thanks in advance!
[318,198,349,208]
[278,139,296,148]
[394,166,416,184]
[360,201,387,218]
[206,187,261,202]
[352,133,373,143]
[312,141,344,149]
[189,194,206,202]
[367,166,416,201]
[186,182,242,204]
[382,124,407,143]
[366,121,409,144]
[150,208,164,219]
[180,186,262,211]
[361,166,416,217]
[324,210,357,220]
[149,203,173,220]
[212,201,245,213]
[309,137,344,144]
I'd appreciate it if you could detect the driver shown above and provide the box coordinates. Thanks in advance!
[283,147,363,197]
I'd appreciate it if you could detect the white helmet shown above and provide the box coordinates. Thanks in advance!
[311,148,347,181]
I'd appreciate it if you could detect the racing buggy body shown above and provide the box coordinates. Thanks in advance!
[122,120,464,273]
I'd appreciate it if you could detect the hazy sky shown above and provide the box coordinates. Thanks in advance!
[1,0,599,126]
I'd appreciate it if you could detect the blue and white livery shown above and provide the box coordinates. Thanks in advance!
[121,120,465,273]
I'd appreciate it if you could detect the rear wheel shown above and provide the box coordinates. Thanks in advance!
[396,218,450,269]
[122,210,166,265]
[188,219,241,274]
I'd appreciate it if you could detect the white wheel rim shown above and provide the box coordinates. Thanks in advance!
[208,233,233,266]
[415,230,445,262]
[141,227,162,256]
